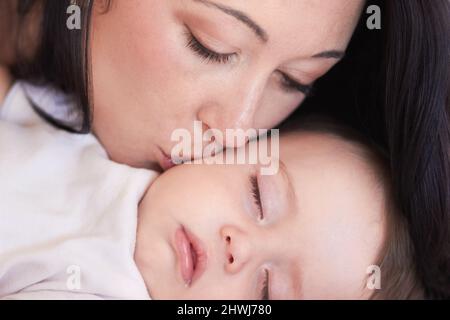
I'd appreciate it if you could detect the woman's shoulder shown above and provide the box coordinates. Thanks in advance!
[0,66,12,99]
[0,65,12,108]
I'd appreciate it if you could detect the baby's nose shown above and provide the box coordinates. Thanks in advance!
[220,225,253,274]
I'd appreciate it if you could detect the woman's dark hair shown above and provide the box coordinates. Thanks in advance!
[5,0,95,133]
[3,0,450,298]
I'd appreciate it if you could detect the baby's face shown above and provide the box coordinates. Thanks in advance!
[135,132,386,299]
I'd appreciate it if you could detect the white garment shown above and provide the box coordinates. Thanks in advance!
[0,82,158,299]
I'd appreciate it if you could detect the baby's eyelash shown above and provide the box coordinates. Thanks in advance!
[260,269,270,300]
[250,175,264,220]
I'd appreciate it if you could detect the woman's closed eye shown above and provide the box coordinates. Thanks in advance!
[278,72,313,96]
[183,26,313,96]
[183,25,236,64]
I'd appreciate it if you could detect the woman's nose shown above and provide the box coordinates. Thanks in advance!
[220,225,253,274]
[197,79,265,149]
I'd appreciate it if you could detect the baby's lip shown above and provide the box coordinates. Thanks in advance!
[173,226,207,286]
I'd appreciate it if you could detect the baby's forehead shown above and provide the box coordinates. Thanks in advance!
[278,131,387,215]
[263,132,387,298]
[278,131,378,172]
[280,130,362,152]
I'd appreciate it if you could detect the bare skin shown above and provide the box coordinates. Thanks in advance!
[0,0,365,171]
[135,132,386,299]
[90,0,365,170]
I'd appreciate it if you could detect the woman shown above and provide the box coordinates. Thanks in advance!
[0,0,449,298]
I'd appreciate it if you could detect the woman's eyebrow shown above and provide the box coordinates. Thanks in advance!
[192,0,269,43]
[191,0,345,60]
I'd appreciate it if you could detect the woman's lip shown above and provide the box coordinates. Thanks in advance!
[173,226,207,286]
[158,148,203,170]
[158,148,176,171]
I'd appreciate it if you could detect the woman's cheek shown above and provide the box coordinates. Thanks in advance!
[255,91,305,129]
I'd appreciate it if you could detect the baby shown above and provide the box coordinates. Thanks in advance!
[135,117,423,300]
[0,83,422,299]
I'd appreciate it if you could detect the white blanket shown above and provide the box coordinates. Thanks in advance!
[0,82,157,299]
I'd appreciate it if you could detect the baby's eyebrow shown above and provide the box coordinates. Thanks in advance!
[278,160,303,299]
[279,160,298,216]
[290,258,303,299]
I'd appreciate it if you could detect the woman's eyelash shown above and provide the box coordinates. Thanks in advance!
[279,73,313,95]
[250,175,264,220]
[184,29,235,64]
[183,26,311,95]
[261,269,270,300]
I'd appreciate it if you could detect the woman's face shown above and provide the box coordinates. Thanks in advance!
[91,0,364,170]
[135,132,386,299]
